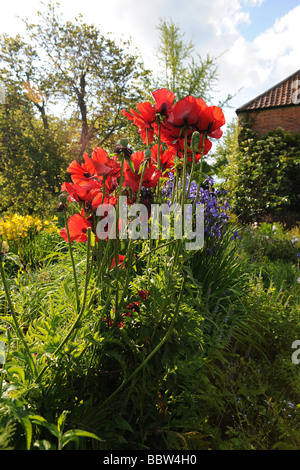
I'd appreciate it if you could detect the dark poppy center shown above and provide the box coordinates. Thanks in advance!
[160,103,167,115]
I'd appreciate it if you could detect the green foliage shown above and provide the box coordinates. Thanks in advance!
[0,1,150,215]
[1,204,300,450]
[0,8,299,449]
[0,109,69,215]
[154,18,219,103]
[24,1,150,156]
[214,123,300,224]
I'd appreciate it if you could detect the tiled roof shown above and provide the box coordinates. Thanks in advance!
[236,70,300,113]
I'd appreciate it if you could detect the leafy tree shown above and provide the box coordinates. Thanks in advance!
[0,1,151,214]
[0,34,51,131]
[23,1,149,157]
[0,28,75,215]
[154,17,219,103]
[0,99,70,215]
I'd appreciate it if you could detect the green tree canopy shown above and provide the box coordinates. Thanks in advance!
[154,17,219,103]
[0,1,150,214]
[22,1,149,157]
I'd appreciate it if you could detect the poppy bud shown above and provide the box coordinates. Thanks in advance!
[56,202,67,212]
[191,131,201,152]
[114,140,133,160]
[59,193,68,204]
[119,138,129,148]
[144,149,152,160]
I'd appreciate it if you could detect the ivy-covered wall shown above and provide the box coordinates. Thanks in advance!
[221,126,300,226]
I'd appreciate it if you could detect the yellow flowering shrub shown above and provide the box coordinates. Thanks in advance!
[0,214,59,243]
[0,214,61,267]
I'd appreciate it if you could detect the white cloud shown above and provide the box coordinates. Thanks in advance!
[214,4,300,120]
[253,5,300,65]
[0,0,299,124]
[242,0,265,6]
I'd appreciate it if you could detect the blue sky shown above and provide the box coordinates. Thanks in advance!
[0,0,299,125]
[238,0,300,41]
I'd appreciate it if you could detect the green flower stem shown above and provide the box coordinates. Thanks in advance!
[114,242,134,320]
[150,237,182,343]
[35,228,92,386]
[113,157,126,325]
[137,159,147,203]
[180,128,189,209]
[131,239,175,269]
[171,165,179,206]
[156,121,162,203]
[186,149,196,200]
[98,275,185,412]
[94,237,113,292]
[100,244,133,330]
[192,134,207,215]
[156,119,161,171]
[0,260,37,378]
[64,211,80,311]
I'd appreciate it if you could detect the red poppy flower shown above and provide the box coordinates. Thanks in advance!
[63,179,105,199]
[83,154,121,181]
[159,121,182,147]
[60,213,93,243]
[122,102,156,144]
[82,155,112,177]
[122,151,143,192]
[122,102,155,129]
[151,144,176,172]
[67,160,93,184]
[125,151,144,173]
[91,147,114,166]
[61,181,91,203]
[123,151,161,190]
[166,95,206,128]
[196,105,225,135]
[85,189,118,212]
[110,254,126,269]
[88,147,121,177]
[194,136,212,161]
[122,170,141,193]
[209,127,223,139]
[138,290,152,300]
[123,153,142,193]
[142,166,162,188]
[104,175,118,194]
[152,88,175,116]
[172,134,212,162]
[67,148,121,190]
[136,101,156,124]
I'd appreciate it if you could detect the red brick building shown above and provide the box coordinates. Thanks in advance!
[236,70,300,136]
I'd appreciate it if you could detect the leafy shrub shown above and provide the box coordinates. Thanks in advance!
[240,222,300,263]
[186,275,300,450]
[217,125,300,225]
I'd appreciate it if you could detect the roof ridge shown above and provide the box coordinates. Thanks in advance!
[236,69,300,112]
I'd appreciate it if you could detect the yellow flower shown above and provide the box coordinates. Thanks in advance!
[0,213,59,243]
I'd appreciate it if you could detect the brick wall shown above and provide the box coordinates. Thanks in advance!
[237,105,300,136]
